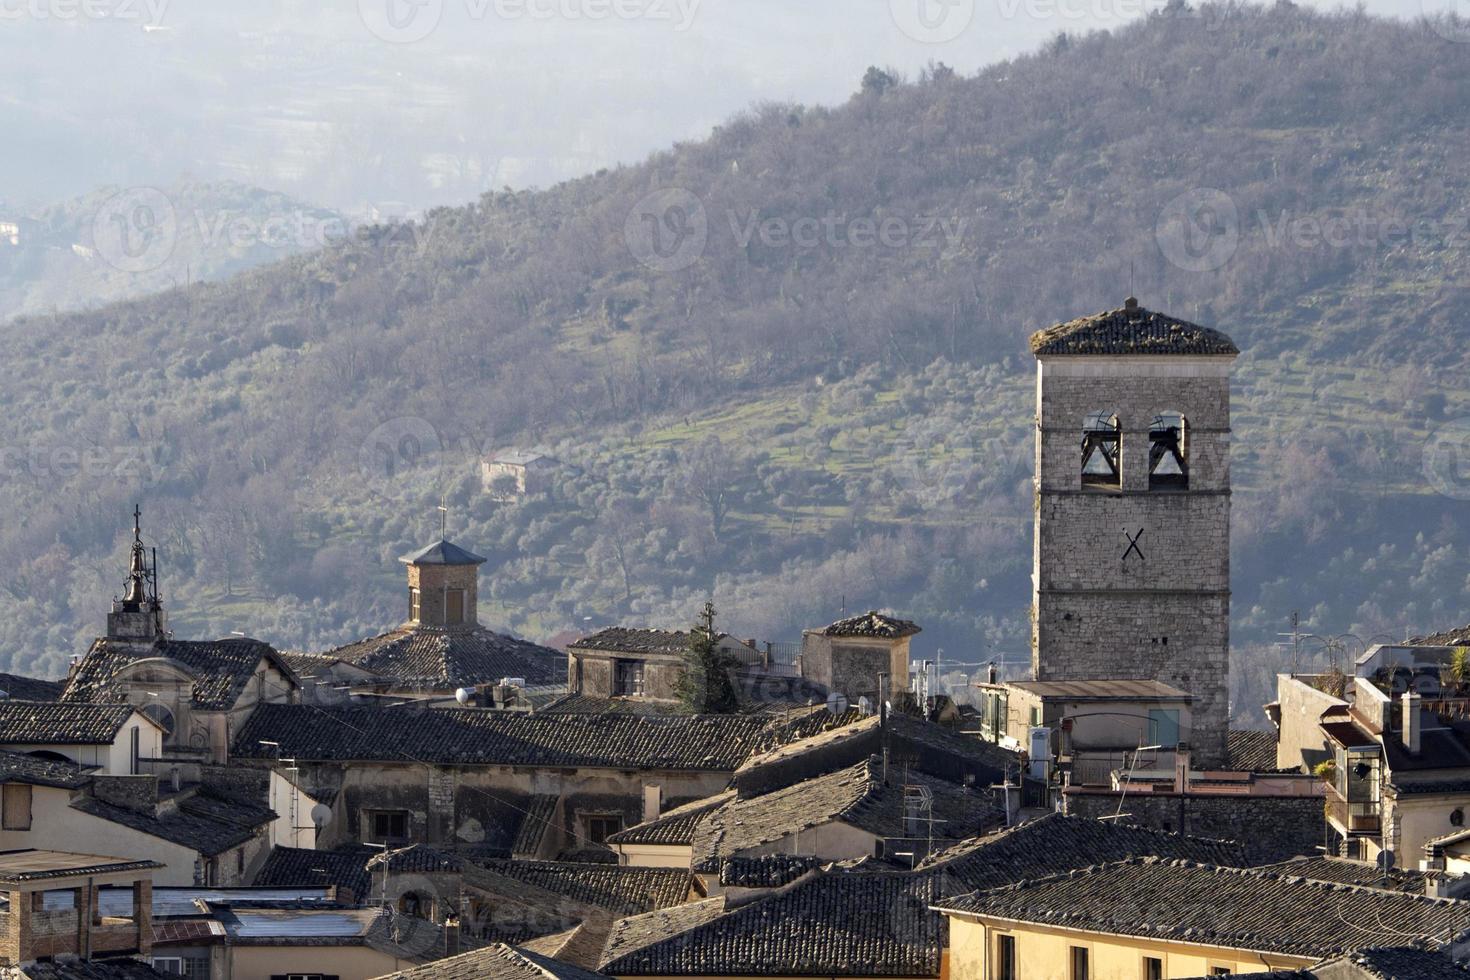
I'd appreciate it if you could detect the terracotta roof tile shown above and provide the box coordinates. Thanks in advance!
[1030,301,1239,357]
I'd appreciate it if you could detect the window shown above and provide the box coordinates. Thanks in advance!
[1143,956,1163,980]
[3,783,32,831]
[152,959,183,975]
[1082,412,1122,489]
[1210,968,1232,977]
[409,588,421,622]
[367,810,410,843]
[1149,709,1182,748]
[445,589,465,624]
[995,933,1016,980]
[1071,945,1090,980]
[1149,411,1189,490]
[130,726,140,775]
[614,659,645,697]
[584,814,623,844]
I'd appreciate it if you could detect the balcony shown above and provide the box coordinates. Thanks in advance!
[1326,791,1381,835]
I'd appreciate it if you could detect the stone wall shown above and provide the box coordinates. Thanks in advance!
[1066,790,1324,864]
[91,775,158,813]
[1033,356,1234,767]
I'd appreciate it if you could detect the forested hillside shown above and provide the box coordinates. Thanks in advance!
[4,2,1470,724]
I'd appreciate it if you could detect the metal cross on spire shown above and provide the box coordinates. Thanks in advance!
[438,495,448,540]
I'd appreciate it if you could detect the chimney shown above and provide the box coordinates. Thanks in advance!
[986,662,998,685]
[1174,746,1192,793]
[642,784,662,824]
[1402,690,1422,754]
[443,914,460,958]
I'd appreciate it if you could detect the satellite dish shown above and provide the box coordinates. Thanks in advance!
[310,803,333,828]
[857,696,873,716]
[1379,849,1396,871]
[455,688,473,705]
[826,692,849,716]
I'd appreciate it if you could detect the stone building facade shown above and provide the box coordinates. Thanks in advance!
[1031,300,1238,765]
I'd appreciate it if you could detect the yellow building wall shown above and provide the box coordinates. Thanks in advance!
[947,916,1315,980]
[228,944,410,980]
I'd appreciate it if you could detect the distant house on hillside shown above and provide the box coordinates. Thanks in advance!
[482,448,559,499]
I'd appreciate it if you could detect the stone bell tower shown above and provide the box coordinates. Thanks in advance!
[1030,299,1238,765]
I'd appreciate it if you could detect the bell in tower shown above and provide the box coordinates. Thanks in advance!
[107,505,167,644]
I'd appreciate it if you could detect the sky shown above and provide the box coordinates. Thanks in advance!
[0,0,1451,213]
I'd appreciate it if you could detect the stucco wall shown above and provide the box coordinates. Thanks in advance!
[1274,674,1345,772]
[946,915,1313,980]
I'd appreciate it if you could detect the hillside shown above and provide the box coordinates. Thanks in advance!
[3,3,1470,724]
[0,181,342,318]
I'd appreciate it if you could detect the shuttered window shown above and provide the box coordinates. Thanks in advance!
[2,783,32,831]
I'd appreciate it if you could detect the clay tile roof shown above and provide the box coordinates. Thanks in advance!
[233,703,775,771]
[324,625,563,688]
[1029,300,1239,357]
[0,700,141,744]
[0,672,65,702]
[1409,624,1470,647]
[690,757,1002,873]
[719,854,826,889]
[820,611,921,639]
[61,636,289,711]
[0,748,92,788]
[370,942,609,980]
[937,858,1470,959]
[470,860,692,915]
[601,870,945,977]
[252,845,374,900]
[606,793,734,847]
[11,961,181,979]
[369,844,463,874]
[1227,729,1288,773]
[915,813,1247,892]
[1254,856,1432,895]
[398,538,487,566]
[71,788,275,858]
[569,628,696,656]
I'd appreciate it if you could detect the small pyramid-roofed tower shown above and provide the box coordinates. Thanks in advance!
[399,538,487,629]
[1030,299,1238,766]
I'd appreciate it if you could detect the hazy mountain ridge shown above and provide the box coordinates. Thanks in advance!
[2,4,1469,725]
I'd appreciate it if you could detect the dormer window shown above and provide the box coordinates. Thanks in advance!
[1081,412,1121,490]
[1149,412,1188,491]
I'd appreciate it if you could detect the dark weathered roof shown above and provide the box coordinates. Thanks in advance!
[1030,300,1240,357]
[0,851,162,884]
[234,703,775,771]
[719,854,825,889]
[539,694,690,716]
[324,625,563,689]
[606,793,733,847]
[252,845,374,900]
[0,700,140,745]
[0,672,65,702]
[691,757,1002,872]
[569,628,695,657]
[513,794,560,855]
[1409,624,1470,647]
[72,789,275,857]
[820,611,921,639]
[62,637,290,711]
[916,812,1249,892]
[369,844,463,874]
[598,898,727,970]
[1255,855,1432,894]
[938,858,1470,959]
[398,538,487,566]
[472,860,691,915]
[0,748,92,788]
[372,942,610,980]
[735,712,1018,798]
[602,869,944,977]
[1228,729,1286,772]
